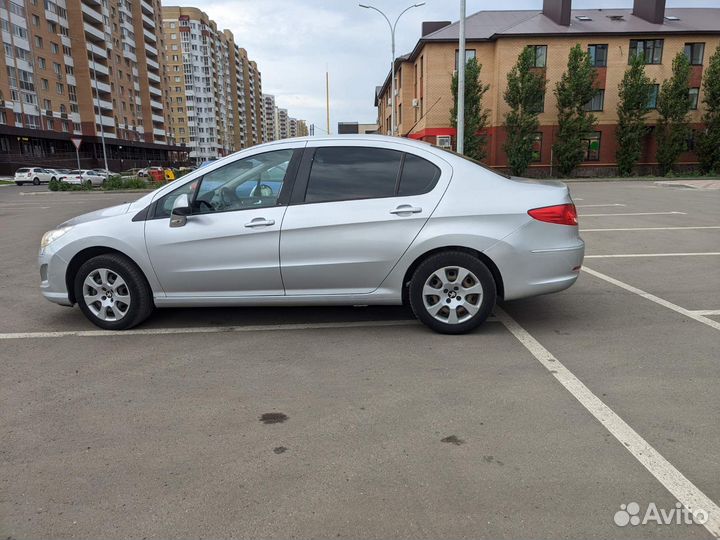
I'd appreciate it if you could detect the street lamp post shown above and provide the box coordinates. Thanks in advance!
[90,48,109,172]
[457,0,466,155]
[360,3,425,137]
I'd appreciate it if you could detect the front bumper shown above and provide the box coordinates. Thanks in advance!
[39,246,72,306]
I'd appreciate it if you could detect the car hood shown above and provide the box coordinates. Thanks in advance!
[62,203,132,227]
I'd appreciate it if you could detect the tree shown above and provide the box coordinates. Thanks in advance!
[503,46,547,176]
[450,57,490,161]
[552,44,598,177]
[616,54,655,176]
[697,44,720,173]
[656,51,692,175]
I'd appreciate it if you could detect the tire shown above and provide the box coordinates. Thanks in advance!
[86,180,93,188]
[33,177,40,185]
[74,254,154,330]
[408,251,496,334]
[15,182,23,186]
[50,177,56,182]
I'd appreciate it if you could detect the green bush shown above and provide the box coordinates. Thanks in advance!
[49,178,91,191]
[102,176,149,190]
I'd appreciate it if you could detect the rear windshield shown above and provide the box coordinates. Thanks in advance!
[433,146,510,179]
[16,168,29,173]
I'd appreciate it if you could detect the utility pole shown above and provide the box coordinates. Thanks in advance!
[90,48,109,171]
[456,0,466,154]
[325,70,331,135]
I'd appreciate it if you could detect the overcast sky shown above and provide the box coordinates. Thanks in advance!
[163,0,719,133]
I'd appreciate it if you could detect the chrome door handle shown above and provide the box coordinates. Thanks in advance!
[244,218,275,228]
[390,205,422,215]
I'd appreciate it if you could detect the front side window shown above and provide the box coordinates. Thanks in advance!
[304,147,402,203]
[588,44,608,67]
[684,43,704,66]
[629,39,663,65]
[154,149,295,218]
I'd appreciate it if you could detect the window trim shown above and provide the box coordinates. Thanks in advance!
[290,146,442,206]
[147,148,303,220]
[584,89,605,112]
[528,45,547,68]
[629,39,664,65]
[588,44,608,67]
[684,42,705,66]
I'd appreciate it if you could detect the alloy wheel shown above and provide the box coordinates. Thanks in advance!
[422,266,484,324]
[82,268,132,321]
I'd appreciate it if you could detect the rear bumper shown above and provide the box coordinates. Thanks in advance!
[485,226,585,300]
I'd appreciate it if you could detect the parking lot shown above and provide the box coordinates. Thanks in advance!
[1,180,719,539]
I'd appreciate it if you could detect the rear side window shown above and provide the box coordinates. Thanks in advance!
[398,154,440,196]
[305,147,402,203]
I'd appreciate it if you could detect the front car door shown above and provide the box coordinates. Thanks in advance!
[280,140,451,295]
[144,145,303,298]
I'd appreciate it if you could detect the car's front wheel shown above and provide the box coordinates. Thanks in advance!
[15,182,23,186]
[74,254,154,330]
[33,177,40,185]
[409,251,496,334]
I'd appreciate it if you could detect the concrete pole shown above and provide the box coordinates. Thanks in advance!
[456,0,466,154]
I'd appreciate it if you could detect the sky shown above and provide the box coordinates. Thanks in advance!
[163,0,720,133]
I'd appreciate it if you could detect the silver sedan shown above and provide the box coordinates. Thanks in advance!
[38,136,584,334]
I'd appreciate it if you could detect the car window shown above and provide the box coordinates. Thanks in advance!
[192,149,294,214]
[398,154,441,196]
[305,147,402,203]
[154,178,200,219]
[17,168,29,173]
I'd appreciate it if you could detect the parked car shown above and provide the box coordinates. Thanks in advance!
[90,168,115,179]
[39,136,584,333]
[59,169,106,187]
[14,167,57,185]
[137,166,163,178]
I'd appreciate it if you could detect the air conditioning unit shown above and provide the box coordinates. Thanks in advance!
[412,98,419,108]
[436,135,452,149]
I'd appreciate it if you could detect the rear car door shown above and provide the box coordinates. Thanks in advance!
[279,140,451,295]
[144,145,303,298]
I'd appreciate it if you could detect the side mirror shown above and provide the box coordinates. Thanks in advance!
[170,193,192,228]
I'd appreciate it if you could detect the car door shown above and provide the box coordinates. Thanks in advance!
[280,140,451,295]
[144,146,303,298]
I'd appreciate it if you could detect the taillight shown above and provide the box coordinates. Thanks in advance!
[528,204,578,226]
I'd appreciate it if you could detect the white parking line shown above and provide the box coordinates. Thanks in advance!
[582,226,720,232]
[585,252,720,259]
[495,306,720,537]
[0,319,423,340]
[582,266,720,332]
[576,203,627,208]
[580,211,687,217]
[689,310,720,316]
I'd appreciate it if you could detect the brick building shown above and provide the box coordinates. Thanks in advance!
[374,0,720,175]
[0,0,185,174]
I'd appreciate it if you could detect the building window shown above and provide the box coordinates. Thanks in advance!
[531,133,542,162]
[684,43,705,66]
[454,49,476,70]
[581,132,601,161]
[529,45,547,68]
[588,44,608,67]
[34,36,43,48]
[531,92,545,114]
[647,84,660,109]
[585,89,605,111]
[629,39,663,65]
[50,42,59,54]
[689,87,700,110]
[56,82,64,95]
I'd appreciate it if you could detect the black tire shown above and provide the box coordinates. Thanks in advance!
[51,176,56,182]
[86,180,93,188]
[15,182,23,186]
[74,253,154,330]
[408,251,496,334]
[33,177,40,185]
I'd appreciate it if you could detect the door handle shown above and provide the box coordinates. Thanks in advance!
[244,218,275,228]
[390,205,422,215]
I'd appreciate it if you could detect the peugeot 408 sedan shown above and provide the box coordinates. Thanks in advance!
[39,136,584,334]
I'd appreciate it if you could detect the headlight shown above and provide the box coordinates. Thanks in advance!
[40,226,72,249]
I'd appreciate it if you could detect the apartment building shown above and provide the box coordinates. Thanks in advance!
[0,0,183,174]
[275,107,288,140]
[162,7,234,161]
[375,0,720,174]
[240,49,263,147]
[288,117,297,138]
[263,93,276,142]
[296,119,308,137]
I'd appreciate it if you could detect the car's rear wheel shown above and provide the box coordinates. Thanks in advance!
[15,182,23,186]
[409,251,496,334]
[33,177,40,185]
[74,254,154,330]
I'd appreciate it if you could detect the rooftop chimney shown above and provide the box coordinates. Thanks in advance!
[633,0,666,24]
[542,0,571,26]
[422,21,451,37]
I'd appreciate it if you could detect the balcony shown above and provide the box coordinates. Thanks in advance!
[149,85,162,96]
[140,0,153,14]
[86,42,107,59]
[95,114,114,127]
[81,3,103,24]
[83,22,105,42]
[150,99,163,110]
[142,13,154,29]
[143,27,156,43]
[94,97,113,110]
[93,79,112,94]
[145,43,158,58]
[89,60,109,76]
[151,113,164,123]
[146,56,159,70]
[153,127,166,136]
[147,71,161,83]
[45,9,58,23]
